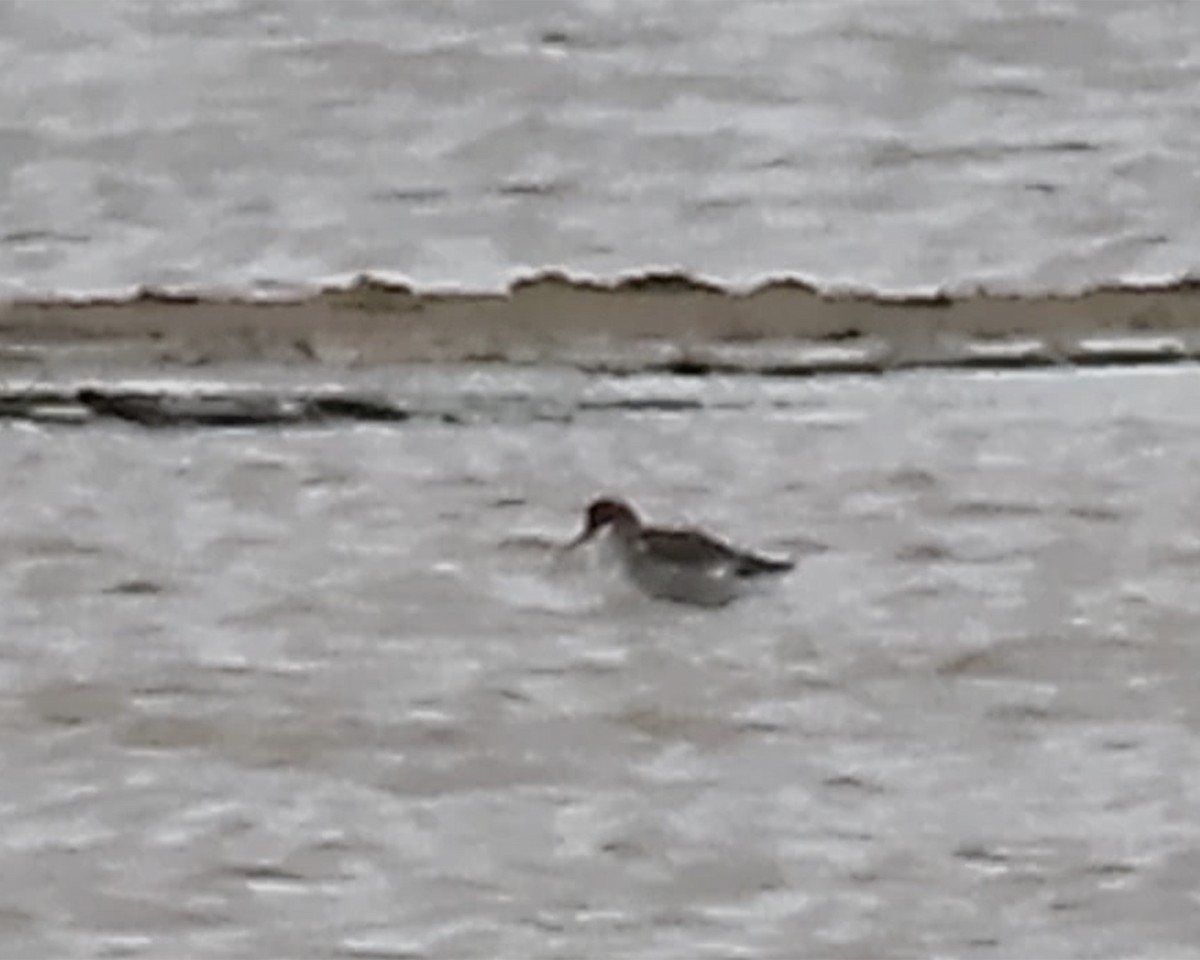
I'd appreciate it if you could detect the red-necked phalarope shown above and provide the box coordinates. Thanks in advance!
[565,497,793,607]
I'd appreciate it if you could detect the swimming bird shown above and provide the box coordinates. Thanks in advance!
[564,497,793,607]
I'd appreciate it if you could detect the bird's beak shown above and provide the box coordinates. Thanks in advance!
[563,523,597,551]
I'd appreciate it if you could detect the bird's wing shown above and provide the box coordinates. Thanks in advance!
[636,527,741,566]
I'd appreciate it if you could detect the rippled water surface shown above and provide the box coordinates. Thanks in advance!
[2,366,1200,957]
[3,0,1200,295]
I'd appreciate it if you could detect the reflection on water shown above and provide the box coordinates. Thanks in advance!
[2,367,1200,957]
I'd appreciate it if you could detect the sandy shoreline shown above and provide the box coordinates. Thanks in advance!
[3,272,1200,374]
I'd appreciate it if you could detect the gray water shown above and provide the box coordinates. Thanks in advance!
[3,0,1200,297]
[5,3,1200,956]
[3,365,1200,957]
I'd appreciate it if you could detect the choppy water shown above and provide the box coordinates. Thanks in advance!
[3,365,1200,957]
[3,0,1200,297]
[5,2,1200,954]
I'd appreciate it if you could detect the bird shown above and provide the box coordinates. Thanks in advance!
[563,497,793,607]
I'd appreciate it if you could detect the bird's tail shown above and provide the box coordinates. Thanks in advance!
[735,553,794,577]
